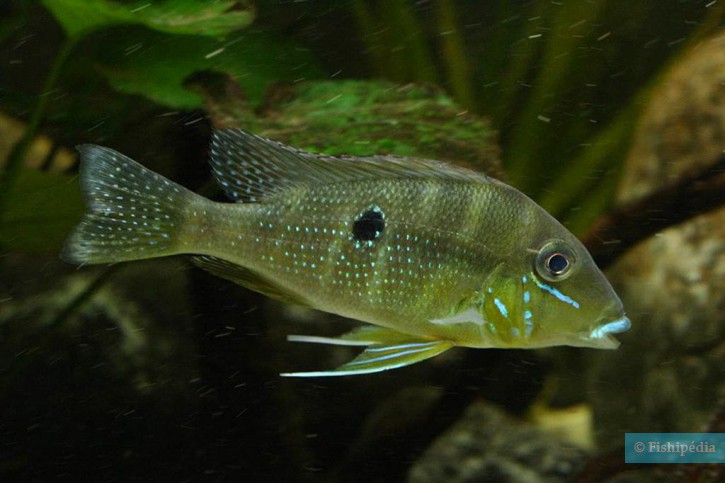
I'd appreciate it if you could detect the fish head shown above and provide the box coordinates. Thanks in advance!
[479,234,630,350]
[521,235,630,349]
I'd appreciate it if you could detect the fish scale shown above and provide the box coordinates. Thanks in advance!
[62,129,631,377]
[184,176,528,341]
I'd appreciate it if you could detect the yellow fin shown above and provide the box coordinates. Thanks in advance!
[282,325,454,377]
[192,256,309,306]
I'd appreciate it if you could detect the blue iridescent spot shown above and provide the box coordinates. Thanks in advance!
[494,298,508,318]
[524,310,534,338]
[533,279,580,309]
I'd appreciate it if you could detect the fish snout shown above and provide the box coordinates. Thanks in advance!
[587,316,631,349]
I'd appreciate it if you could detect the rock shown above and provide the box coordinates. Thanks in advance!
[187,74,504,180]
[617,34,724,205]
[408,402,588,483]
[586,32,725,448]
[0,256,198,403]
[0,112,75,172]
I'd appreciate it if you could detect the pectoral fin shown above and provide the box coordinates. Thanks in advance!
[282,326,454,377]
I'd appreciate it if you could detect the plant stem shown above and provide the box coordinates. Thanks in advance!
[352,1,386,78]
[49,265,119,331]
[0,35,78,215]
[437,0,474,109]
[505,1,606,193]
[582,154,725,270]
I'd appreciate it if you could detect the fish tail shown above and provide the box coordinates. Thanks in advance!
[62,145,195,265]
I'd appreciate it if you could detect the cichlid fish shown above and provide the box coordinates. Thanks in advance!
[62,129,630,377]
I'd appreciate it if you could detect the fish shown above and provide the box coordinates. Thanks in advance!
[62,129,631,377]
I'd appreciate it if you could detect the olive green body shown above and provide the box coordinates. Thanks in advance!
[184,177,535,347]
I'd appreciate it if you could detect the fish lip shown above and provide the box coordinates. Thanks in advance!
[586,316,631,349]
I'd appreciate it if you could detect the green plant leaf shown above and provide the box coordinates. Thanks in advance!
[41,0,254,39]
[94,28,324,109]
[0,169,84,253]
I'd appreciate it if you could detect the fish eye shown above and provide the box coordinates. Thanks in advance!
[546,253,569,274]
[535,240,575,282]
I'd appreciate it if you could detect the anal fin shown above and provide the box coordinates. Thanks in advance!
[282,325,454,377]
[192,256,309,306]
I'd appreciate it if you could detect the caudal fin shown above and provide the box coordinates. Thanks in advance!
[62,145,194,265]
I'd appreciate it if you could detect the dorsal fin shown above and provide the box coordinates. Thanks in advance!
[209,129,492,203]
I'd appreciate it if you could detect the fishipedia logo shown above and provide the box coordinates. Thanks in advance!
[625,433,724,463]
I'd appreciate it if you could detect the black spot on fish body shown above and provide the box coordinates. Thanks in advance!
[352,206,385,242]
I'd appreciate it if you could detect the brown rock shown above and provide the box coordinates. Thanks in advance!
[587,32,725,447]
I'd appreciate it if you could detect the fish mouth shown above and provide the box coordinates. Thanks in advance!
[585,316,632,349]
